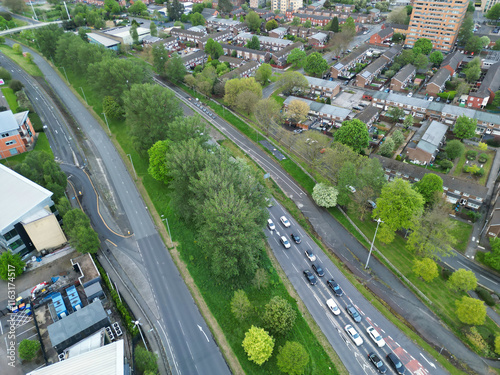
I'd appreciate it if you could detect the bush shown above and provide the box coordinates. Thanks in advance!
[467,210,482,223]
[466,150,477,160]
[478,153,488,163]
[474,167,485,177]
[0,67,11,80]
[441,267,453,280]
[463,164,470,173]
[476,286,496,306]
[18,339,40,361]
[486,138,500,147]
[135,346,158,374]
[440,159,453,172]
[9,79,23,92]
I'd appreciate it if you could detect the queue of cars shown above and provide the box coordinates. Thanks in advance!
[271,213,408,374]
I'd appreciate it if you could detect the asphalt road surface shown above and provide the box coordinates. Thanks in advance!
[5,42,231,375]
[266,201,444,375]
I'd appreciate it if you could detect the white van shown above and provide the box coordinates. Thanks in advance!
[326,298,341,316]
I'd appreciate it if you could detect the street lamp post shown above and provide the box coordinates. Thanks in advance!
[61,66,69,83]
[102,112,111,135]
[80,87,88,105]
[127,154,137,179]
[365,218,383,270]
[134,319,148,350]
[161,215,172,243]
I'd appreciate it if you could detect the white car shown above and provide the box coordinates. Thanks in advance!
[347,185,356,193]
[305,249,316,262]
[428,96,434,102]
[345,324,363,346]
[280,216,291,227]
[326,298,341,316]
[367,326,386,348]
[407,92,413,97]
[267,219,275,231]
[280,236,291,249]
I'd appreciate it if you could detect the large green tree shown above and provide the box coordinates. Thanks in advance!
[230,289,252,321]
[276,71,309,95]
[312,183,338,208]
[485,237,500,271]
[373,178,424,243]
[242,326,274,365]
[135,346,159,374]
[70,226,100,254]
[413,258,439,282]
[254,98,281,135]
[204,38,223,59]
[224,77,262,107]
[190,12,205,26]
[414,38,433,54]
[104,0,121,14]
[334,119,370,153]
[265,19,278,31]
[287,48,306,68]
[218,0,233,13]
[458,15,474,45]
[34,24,64,60]
[414,173,443,205]
[0,251,25,281]
[487,3,500,19]
[18,340,40,361]
[262,296,297,335]
[277,341,309,375]
[445,139,465,160]
[129,0,147,14]
[246,35,261,50]
[455,296,486,325]
[166,53,187,82]
[148,140,171,185]
[447,268,478,292]
[152,45,169,77]
[123,83,182,153]
[255,63,272,85]
[245,11,261,32]
[304,52,328,77]
[453,114,477,139]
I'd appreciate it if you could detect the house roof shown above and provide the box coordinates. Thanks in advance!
[334,44,371,70]
[270,27,288,35]
[392,64,416,83]
[0,110,20,133]
[220,60,259,80]
[272,42,303,58]
[221,43,268,55]
[372,154,488,198]
[359,56,388,80]
[237,32,293,46]
[415,120,447,155]
[104,25,149,38]
[283,96,351,119]
[181,50,206,63]
[170,27,205,37]
[305,76,341,90]
[384,23,408,31]
[202,8,218,18]
[199,29,232,43]
[381,44,402,61]
[309,32,328,43]
[0,163,54,231]
[355,105,380,124]
[377,27,393,39]
[219,55,245,65]
[87,33,121,48]
[427,68,451,88]
[477,61,500,96]
[441,50,464,72]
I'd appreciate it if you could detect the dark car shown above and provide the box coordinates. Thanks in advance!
[303,270,317,285]
[312,264,325,277]
[346,305,362,323]
[368,352,387,374]
[290,233,301,244]
[327,279,344,297]
[386,353,407,374]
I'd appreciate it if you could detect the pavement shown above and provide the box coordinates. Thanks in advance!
[4,40,231,375]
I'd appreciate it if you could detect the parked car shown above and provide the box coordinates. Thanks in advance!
[347,185,356,193]
[267,219,275,231]
[367,200,377,209]
[346,305,362,323]
[305,249,316,261]
[435,96,441,102]
[290,233,301,244]
[303,270,317,285]
[428,96,434,101]
[407,92,413,97]
[312,264,325,277]
[280,216,291,227]
[327,279,344,296]
[326,298,341,315]
[367,326,386,347]
[386,353,407,374]
[280,236,291,249]
[368,352,388,374]
[345,324,363,346]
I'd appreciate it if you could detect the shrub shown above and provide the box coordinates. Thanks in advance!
[467,210,482,223]
[9,79,23,92]
[0,67,11,80]
[441,267,453,280]
[18,339,40,361]
[466,150,477,160]
[478,153,488,163]
[463,164,470,173]
[466,327,489,356]
[476,286,496,306]
[473,167,485,177]
[487,138,500,147]
[440,159,453,172]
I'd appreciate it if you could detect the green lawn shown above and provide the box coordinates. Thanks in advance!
[1,87,18,112]
[0,45,43,76]
[453,145,495,185]
[449,221,474,253]
[0,132,52,167]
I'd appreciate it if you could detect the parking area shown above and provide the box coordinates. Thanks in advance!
[332,90,366,109]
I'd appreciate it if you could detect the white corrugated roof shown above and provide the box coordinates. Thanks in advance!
[0,164,53,231]
[26,340,124,375]
[0,110,19,133]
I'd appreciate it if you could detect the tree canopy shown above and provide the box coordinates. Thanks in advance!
[455,296,486,325]
[287,48,306,68]
[18,340,40,361]
[224,77,262,108]
[445,139,465,160]
[242,326,274,365]
[413,258,439,282]
[245,11,261,32]
[277,341,309,375]
[262,296,297,335]
[447,268,478,292]
[414,38,433,54]
[276,71,309,95]
[304,52,328,77]
[246,35,261,50]
[205,38,223,59]
[414,173,443,205]
[453,114,477,139]
[334,119,370,153]
[165,53,187,82]
[312,183,338,208]
[0,251,25,281]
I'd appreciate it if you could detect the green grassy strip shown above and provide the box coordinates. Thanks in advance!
[1,87,18,112]
[0,45,43,76]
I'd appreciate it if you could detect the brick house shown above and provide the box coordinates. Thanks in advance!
[219,55,245,68]
[235,32,293,50]
[354,105,380,126]
[283,96,351,126]
[369,27,393,45]
[271,41,304,67]
[330,44,371,78]
[441,50,464,75]
[308,32,328,47]
[197,29,233,49]
[170,28,205,43]
[221,44,270,62]
[467,61,500,109]
[0,110,36,159]
[405,120,447,164]
[390,64,416,92]
[181,50,207,69]
[355,57,388,87]
[219,60,260,81]
[305,76,342,99]
[425,68,451,96]
[268,27,288,39]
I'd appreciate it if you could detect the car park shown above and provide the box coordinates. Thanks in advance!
[327,279,344,296]
[346,305,362,323]
[280,236,291,249]
[367,326,386,347]
[386,353,407,374]
[290,233,301,243]
[280,216,291,227]
[305,249,316,261]
[303,270,317,285]
[326,298,341,315]
[267,219,275,231]
[345,324,363,346]
[312,264,325,277]
[368,352,388,374]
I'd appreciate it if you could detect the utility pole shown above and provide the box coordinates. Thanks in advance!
[365,218,383,270]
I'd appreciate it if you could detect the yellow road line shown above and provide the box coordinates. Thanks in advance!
[67,180,83,210]
[106,239,117,247]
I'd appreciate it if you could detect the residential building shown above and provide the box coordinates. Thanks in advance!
[330,44,371,78]
[383,23,409,36]
[219,55,245,68]
[142,35,162,45]
[380,45,403,63]
[305,76,342,99]
[271,41,304,67]
[103,26,150,45]
[181,50,207,68]
[219,61,260,81]
[170,28,205,43]
[405,0,468,52]
[205,17,247,33]
[308,32,328,47]
[198,29,233,49]
[235,32,293,50]
[291,13,331,26]
[283,96,351,125]
[425,68,451,96]
[151,36,179,50]
[201,8,218,19]
[467,61,500,109]
[405,120,448,164]
[0,164,66,256]
[355,105,380,126]
[0,110,36,159]
[272,0,303,13]
[356,56,389,87]
[390,64,416,92]
[373,154,487,209]
[269,27,289,39]
[481,0,499,12]
[221,44,270,62]
[250,0,266,7]
[369,27,393,45]
[441,50,464,75]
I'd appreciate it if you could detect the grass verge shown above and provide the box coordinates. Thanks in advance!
[1,87,18,111]
[0,132,52,167]
[0,44,43,76]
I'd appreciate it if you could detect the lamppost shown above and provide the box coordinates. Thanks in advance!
[102,112,111,135]
[127,154,137,179]
[134,319,148,350]
[80,87,88,105]
[365,218,383,270]
[161,214,172,243]
[61,66,69,83]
